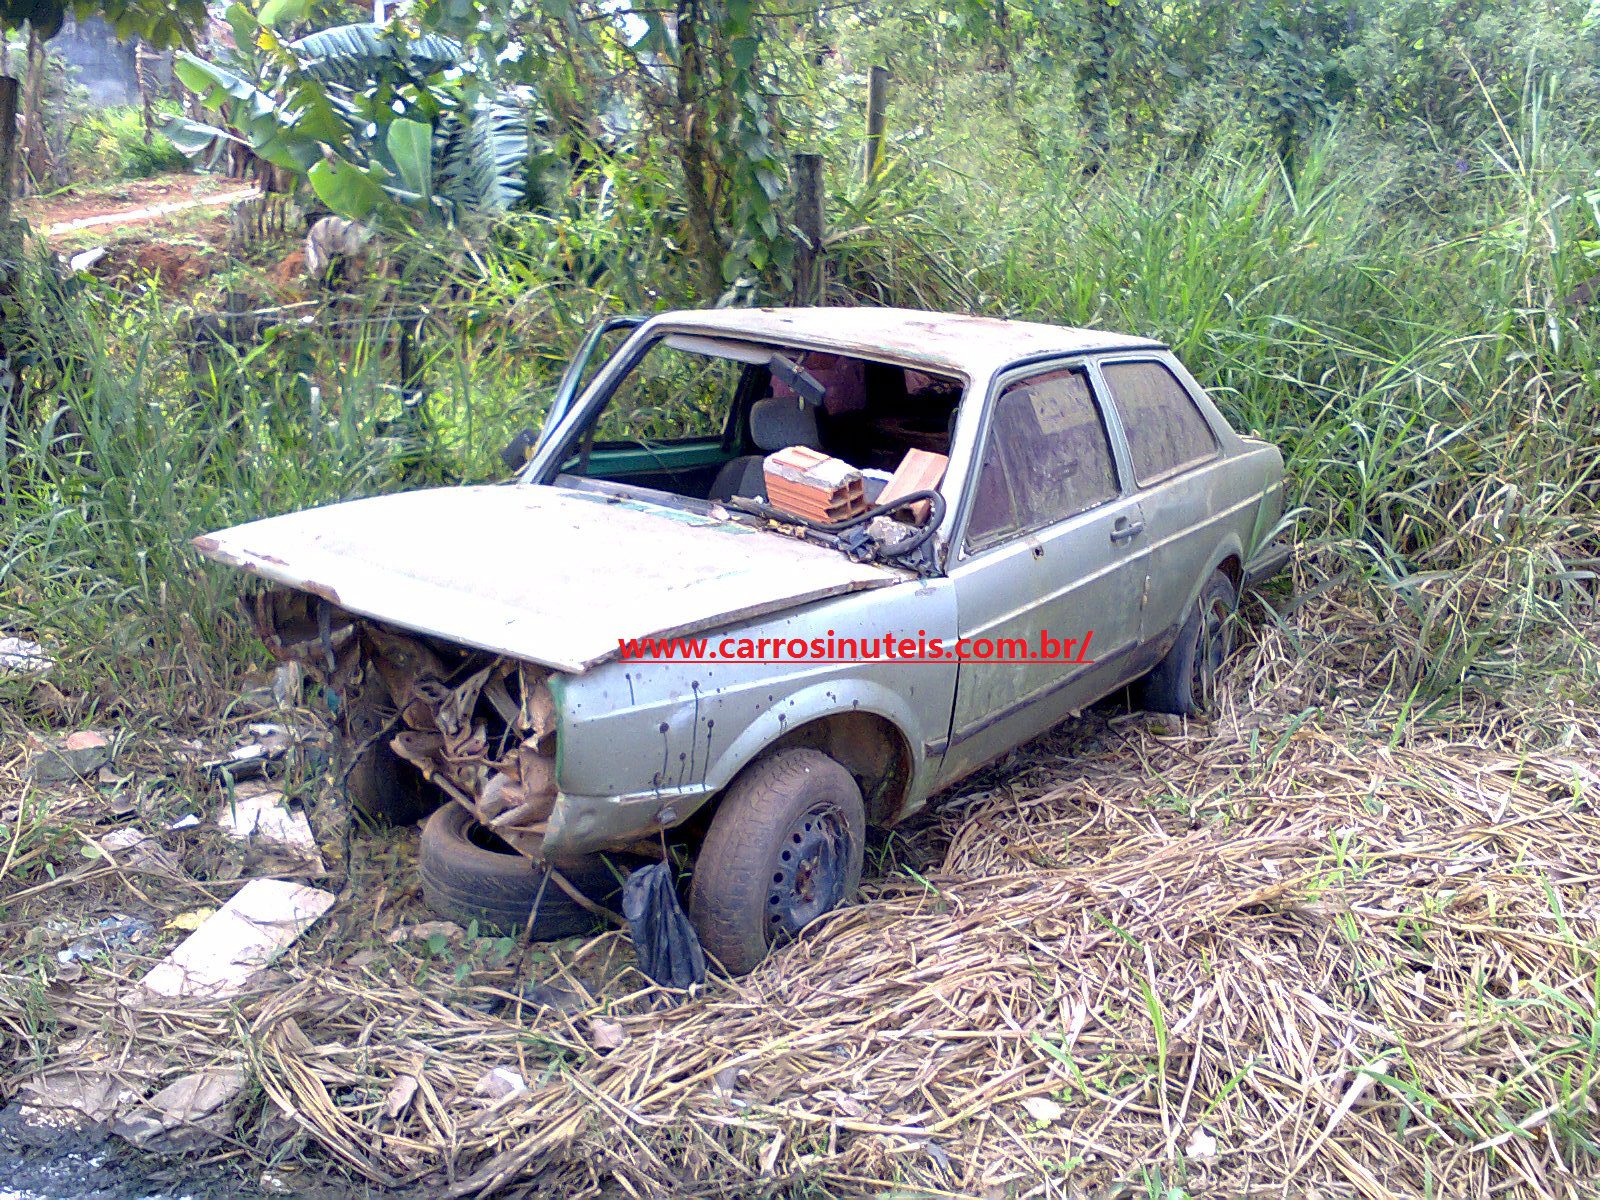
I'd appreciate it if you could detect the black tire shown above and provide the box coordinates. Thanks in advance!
[419,803,629,939]
[1142,569,1238,717]
[688,748,865,975]
[343,735,439,827]
[338,677,438,827]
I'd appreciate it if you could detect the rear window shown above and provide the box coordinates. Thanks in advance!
[1101,361,1219,484]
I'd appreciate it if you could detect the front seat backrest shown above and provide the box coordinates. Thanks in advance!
[708,397,823,501]
[750,397,821,451]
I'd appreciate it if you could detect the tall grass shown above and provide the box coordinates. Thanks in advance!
[832,108,1600,699]
[1,89,1597,717]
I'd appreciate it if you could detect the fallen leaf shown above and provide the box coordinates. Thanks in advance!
[384,921,464,946]
[1021,1095,1064,1125]
[383,1074,419,1118]
[112,1067,246,1149]
[589,1018,627,1051]
[166,909,215,932]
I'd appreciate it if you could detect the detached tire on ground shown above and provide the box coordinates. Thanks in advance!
[419,803,627,938]
[689,748,865,975]
[1142,569,1238,717]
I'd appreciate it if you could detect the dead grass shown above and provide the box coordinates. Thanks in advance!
[6,586,1600,1199]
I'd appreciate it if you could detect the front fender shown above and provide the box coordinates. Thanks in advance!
[699,675,932,797]
[544,580,957,855]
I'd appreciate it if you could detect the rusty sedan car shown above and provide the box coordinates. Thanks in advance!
[195,308,1288,973]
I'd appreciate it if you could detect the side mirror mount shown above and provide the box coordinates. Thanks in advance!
[769,353,827,408]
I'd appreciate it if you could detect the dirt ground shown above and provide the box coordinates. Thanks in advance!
[10,169,302,299]
[6,592,1600,1198]
[16,174,251,240]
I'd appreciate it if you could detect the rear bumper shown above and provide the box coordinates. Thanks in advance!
[1243,540,1292,588]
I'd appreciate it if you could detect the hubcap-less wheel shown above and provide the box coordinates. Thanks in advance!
[767,805,850,938]
[1191,593,1234,709]
[1140,569,1239,718]
[690,748,866,975]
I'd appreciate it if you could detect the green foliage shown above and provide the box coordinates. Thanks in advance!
[173,6,531,227]
[458,0,815,300]
[0,0,206,44]
[4,0,1600,715]
[69,104,189,181]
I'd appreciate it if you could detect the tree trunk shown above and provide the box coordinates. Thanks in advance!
[673,1,725,301]
[0,72,20,476]
[863,66,887,182]
[135,41,155,145]
[792,152,824,304]
[20,24,44,195]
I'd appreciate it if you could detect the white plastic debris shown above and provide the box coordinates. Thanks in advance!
[112,1067,246,1149]
[215,785,324,874]
[0,635,52,675]
[138,878,334,1000]
[68,246,108,273]
[1020,1095,1065,1125]
[204,724,293,780]
[473,1066,527,1100]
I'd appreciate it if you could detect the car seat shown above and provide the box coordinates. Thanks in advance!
[708,397,823,501]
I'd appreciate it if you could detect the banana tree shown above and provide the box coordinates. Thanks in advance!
[167,4,532,226]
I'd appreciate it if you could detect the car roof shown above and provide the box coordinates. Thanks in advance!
[648,306,1165,379]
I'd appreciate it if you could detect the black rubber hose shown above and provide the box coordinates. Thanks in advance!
[727,490,946,560]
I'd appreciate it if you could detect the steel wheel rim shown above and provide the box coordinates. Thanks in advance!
[766,804,849,939]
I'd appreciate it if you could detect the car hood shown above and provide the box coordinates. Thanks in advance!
[194,484,903,673]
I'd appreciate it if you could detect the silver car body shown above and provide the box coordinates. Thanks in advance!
[197,308,1286,857]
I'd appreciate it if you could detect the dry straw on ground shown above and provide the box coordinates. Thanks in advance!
[6,595,1600,1198]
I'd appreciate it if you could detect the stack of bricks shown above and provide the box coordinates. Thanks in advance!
[763,446,868,523]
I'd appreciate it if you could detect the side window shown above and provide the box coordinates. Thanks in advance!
[1101,360,1219,484]
[965,367,1119,551]
[964,432,1018,550]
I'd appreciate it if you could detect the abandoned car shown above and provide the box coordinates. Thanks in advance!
[194,307,1289,973]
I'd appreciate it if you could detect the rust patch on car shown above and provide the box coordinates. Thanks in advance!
[253,588,558,857]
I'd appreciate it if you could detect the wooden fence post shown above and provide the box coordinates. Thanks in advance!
[864,65,888,182]
[793,152,824,305]
[0,75,17,226]
[0,73,19,472]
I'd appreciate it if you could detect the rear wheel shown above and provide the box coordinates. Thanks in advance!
[1142,570,1237,717]
[689,748,865,974]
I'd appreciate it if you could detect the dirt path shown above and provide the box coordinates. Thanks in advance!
[43,186,258,237]
[16,174,259,241]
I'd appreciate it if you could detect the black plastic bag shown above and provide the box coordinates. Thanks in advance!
[622,862,706,990]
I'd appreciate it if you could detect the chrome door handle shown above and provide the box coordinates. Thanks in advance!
[1110,518,1145,545]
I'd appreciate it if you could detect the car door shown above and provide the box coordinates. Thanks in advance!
[1091,356,1231,641]
[938,361,1152,783]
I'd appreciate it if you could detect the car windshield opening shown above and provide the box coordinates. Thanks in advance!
[554,336,964,539]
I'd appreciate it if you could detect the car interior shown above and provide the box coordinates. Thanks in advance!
[553,335,966,514]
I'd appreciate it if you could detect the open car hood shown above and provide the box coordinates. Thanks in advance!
[194,484,902,673]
